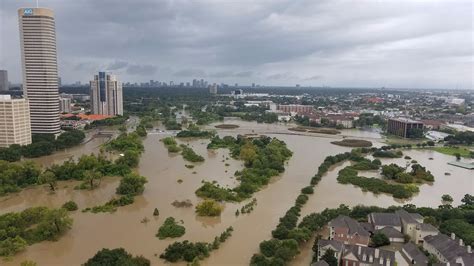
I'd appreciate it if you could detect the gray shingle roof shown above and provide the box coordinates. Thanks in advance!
[424,234,471,262]
[370,213,402,227]
[402,242,428,265]
[418,223,438,232]
[311,261,330,266]
[395,209,418,224]
[376,226,404,238]
[329,215,370,237]
[343,244,395,266]
[318,239,344,252]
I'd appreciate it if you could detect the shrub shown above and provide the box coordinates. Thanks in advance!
[156,217,186,239]
[84,248,150,266]
[62,201,78,211]
[195,200,223,216]
[301,186,314,194]
[116,174,147,196]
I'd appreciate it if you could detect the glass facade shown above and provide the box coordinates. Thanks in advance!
[99,71,106,102]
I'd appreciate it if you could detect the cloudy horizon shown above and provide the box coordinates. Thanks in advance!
[0,0,473,89]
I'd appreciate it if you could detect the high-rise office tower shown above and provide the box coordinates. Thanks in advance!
[18,8,60,134]
[0,95,32,147]
[0,70,8,91]
[90,72,123,116]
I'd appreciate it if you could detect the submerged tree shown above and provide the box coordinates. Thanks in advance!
[38,171,57,191]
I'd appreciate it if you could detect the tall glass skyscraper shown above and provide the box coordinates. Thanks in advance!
[18,8,60,134]
[90,72,123,116]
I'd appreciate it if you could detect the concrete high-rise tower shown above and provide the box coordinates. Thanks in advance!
[90,72,123,116]
[0,95,32,148]
[18,8,60,134]
[0,70,8,91]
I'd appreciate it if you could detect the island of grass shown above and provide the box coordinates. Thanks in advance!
[156,217,186,239]
[161,137,181,153]
[196,135,292,202]
[331,139,373,147]
[372,149,403,158]
[180,145,205,162]
[433,146,473,158]
[215,124,240,129]
[288,126,340,135]
[336,158,434,199]
[176,129,214,138]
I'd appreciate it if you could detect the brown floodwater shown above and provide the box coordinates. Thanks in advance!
[1,120,472,266]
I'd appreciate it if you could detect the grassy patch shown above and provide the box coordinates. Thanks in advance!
[331,139,372,147]
[433,146,473,158]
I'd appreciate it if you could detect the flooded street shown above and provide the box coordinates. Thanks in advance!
[1,120,473,265]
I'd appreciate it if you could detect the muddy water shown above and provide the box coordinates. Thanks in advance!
[2,120,473,266]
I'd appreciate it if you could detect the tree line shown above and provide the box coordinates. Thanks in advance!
[0,130,86,162]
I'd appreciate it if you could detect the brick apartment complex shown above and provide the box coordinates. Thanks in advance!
[277,104,314,114]
[387,118,424,138]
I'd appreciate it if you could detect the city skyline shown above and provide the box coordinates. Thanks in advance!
[0,0,472,89]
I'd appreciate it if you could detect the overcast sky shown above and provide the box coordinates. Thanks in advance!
[0,0,472,88]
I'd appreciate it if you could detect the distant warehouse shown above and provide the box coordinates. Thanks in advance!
[387,118,424,138]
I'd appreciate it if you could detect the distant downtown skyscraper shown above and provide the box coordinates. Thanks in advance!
[90,72,123,116]
[18,8,60,134]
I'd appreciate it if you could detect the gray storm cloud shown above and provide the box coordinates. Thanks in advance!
[0,0,472,88]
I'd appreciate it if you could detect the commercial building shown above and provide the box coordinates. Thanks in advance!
[277,104,314,114]
[0,70,8,91]
[387,118,424,138]
[59,97,71,113]
[18,8,61,134]
[209,83,218,95]
[90,72,123,116]
[0,95,32,148]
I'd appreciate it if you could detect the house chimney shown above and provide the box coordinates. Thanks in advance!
[451,233,455,240]
[358,245,361,255]
[468,245,472,253]
[459,239,464,246]
[375,248,380,258]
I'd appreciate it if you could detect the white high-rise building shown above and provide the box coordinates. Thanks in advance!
[90,72,123,116]
[59,97,71,113]
[0,95,32,148]
[209,83,218,95]
[18,8,60,134]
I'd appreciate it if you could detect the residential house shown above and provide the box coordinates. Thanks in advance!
[311,261,330,266]
[375,227,405,243]
[415,223,439,244]
[317,239,345,262]
[368,213,402,231]
[395,209,422,240]
[329,215,371,246]
[423,233,474,264]
[341,244,396,266]
[402,242,428,265]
